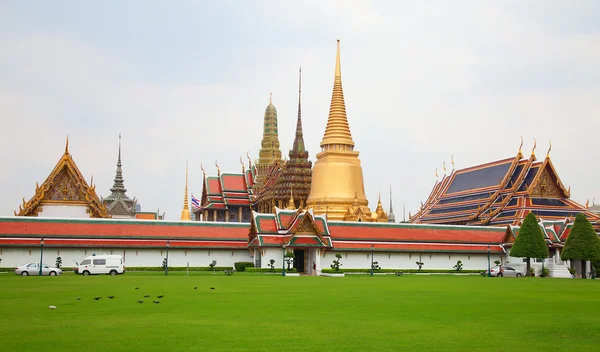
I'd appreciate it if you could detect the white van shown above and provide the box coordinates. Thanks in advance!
[76,255,125,276]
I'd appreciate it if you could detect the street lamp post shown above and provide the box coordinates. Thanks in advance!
[39,238,44,276]
[165,240,170,276]
[282,245,286,276]
[487,245,491,277]
[370,245,374,276]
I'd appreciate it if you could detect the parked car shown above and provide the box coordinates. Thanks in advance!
[14,263,62,276]
[490,265,523,277]
[76,255,125,276]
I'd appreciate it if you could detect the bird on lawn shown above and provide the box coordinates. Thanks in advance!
[108,296,115,299]
[153,300,160,304]
[193,287,198,290]
[135,287,139,290]
[210,287,215,290]
[137,300,144,304]
[144,295,150,298]
[157,295,164,299]
[77,297,81,300]
[94,297,101,300]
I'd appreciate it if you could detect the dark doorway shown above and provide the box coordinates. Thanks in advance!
[294,249,305,273]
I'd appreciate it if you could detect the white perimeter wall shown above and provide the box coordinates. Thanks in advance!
[0,248,253,268]
[1,247,507,271]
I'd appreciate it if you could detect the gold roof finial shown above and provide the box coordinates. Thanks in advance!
[443,161,447,174]
[320,39,355,148]
[180,161,191,221]
[90,174,93,187]
[269,92,272,105]
[451,155,455,170]
[531,138,537,157]
[200,163,206,177]
[65,135,69,153]
[246,151,252,169]
[287,186,295,210]
[435,168,439,179]
[215,160,221,176]
[518,136,523,154]
[586,199,589,209]
[546,140,552,158]
[240,156,245,173]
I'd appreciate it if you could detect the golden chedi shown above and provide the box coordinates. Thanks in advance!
[307,40,373,221]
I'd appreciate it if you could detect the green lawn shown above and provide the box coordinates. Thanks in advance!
[1,272,599,351]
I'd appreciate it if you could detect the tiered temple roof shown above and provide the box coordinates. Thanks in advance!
[102,135,137,218]
[253,69,313,212]
[16,138,108,218]
[410,143,600,231]
[195,160,255,221]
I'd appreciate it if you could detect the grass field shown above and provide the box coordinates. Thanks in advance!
[1,272,599,352]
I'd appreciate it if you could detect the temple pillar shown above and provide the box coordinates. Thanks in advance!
[238,207,242,223]
[203,210,208,222]
[213,210,217,222]
[225,210,230,222]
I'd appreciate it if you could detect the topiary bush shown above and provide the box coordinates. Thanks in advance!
[510,212,549,276]
[234,262,254,272]
[453,260,463,271]
[561,213,600,279]
[331,253,342,271]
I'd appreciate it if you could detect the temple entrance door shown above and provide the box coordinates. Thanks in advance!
[294,249,305,273]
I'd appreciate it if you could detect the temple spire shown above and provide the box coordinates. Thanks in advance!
[292,67,306,153]
[180,161,191,221]
[110,133,126,193]
[65,135,69,154]
[388,186,396,223]
[320,39,355,149]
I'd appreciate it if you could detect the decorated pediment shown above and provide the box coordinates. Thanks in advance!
[528,161,568,198]
[16,139,108,218]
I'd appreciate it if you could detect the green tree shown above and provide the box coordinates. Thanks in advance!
[331,253,342,271]
[510,213,549,276]
[561,213,600,279]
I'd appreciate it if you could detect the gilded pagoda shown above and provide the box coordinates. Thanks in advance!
[16,138,109,218]
[253,68,313,213]
[306,40,381,222]
[252,94,283,195]
[410,140,600,231]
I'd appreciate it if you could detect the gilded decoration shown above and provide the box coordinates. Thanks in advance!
[529,167,564,198]
[16,140,108,218]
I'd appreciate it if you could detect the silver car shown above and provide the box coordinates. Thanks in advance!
[14,263,62,276]
[490,265,523,277]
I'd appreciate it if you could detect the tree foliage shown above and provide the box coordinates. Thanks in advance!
[331,253,342,271]
[510,213,549,259]
[561,213,600,263]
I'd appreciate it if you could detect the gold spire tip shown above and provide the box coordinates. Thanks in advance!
[65,135,69,153]
[546,140,552,158]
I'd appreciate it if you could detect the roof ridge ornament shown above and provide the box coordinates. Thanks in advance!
[451,155,455,170]
[443,161,447,174]
[546,140,552,158]
[215,160,220,176]
[518,136,523,155]
[65,134,69,153]
[531,138,537,157]
[435,168,439,179]
[240,156,245,173]
[200,163,206,177]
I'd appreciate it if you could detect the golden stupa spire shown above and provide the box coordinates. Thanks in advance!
[180,161,191,221]
[287,186,295,210]
[320,39,355,149]
[65,135,69,153]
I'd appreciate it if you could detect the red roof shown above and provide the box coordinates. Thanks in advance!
[328,222,506,244]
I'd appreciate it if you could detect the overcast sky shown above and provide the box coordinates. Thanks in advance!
[1,1,599,220]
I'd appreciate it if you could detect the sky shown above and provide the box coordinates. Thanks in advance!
[1,1,599,220]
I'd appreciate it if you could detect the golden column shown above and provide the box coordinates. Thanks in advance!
[306,40,371,220]
[180,161,191,221]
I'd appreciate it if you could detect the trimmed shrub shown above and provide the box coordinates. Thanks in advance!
[510,213,549,276]
[125,266,233,272]
[234,262,254,272]
[321,268,482,274]
[245,268,297,273]
[561,213,600,279]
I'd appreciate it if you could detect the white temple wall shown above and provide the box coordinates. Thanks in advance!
[0,247,253,268]
[322,251,504,271]
[0,247,509,271]
[37,205,90,218]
